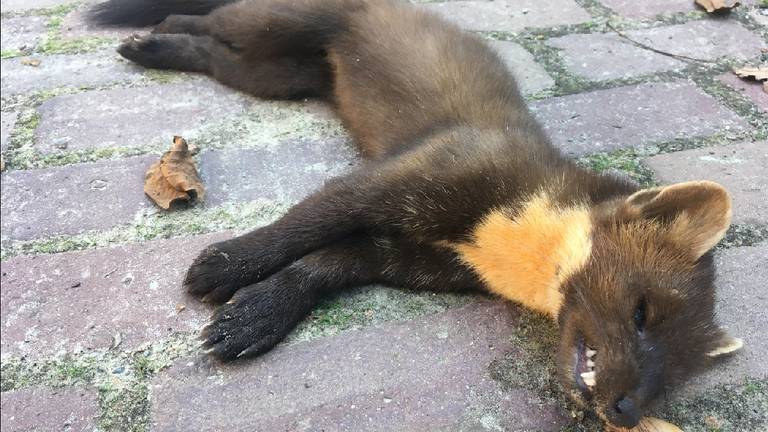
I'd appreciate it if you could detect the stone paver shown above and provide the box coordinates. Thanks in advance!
[35,80,253,153]
[1,140,358,241]
[60,7,145,40]
[671,244,768,397]
[422,0,591,32]
[600,0,759,19]
[150,301,568,431]
[530,80,750,156]
[0,50,143,96]
[548,20,766,81]
[0,386,99,432]
[490,40,555,95]
[0,16,48,53]
[644,141,767,225]
[1,112,17,153]
[0,0,74,12]
[719,72,768,113]
[0,233,228,358]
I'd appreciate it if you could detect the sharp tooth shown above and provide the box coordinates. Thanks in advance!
[586,348,597,358]
[581,371,596,387]
[587,359,595,368]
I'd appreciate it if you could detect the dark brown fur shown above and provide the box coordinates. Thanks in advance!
[91,0,740,428]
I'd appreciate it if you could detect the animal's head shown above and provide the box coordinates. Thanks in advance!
[557,180,742,428]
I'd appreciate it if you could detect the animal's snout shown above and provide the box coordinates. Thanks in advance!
[609,395,641,428]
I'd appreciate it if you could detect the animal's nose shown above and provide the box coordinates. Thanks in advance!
[610,396,641,428]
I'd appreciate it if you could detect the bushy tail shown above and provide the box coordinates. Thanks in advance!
[88,0,237,27]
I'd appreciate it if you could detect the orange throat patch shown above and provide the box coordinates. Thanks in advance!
[452,194,593,318]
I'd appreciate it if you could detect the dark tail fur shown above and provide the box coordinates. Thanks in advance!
[88,0,237,26]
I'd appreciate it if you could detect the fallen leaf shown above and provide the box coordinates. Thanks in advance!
[175,303,186,313]
[20,58,41,67]
[733,66,768,81]
[695,0,740,13]
[605,416,683,432]
[144,136,205,209]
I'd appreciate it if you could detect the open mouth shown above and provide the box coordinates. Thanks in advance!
[574,336,597,397]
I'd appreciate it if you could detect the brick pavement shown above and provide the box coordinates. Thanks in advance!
[1,1,766,431]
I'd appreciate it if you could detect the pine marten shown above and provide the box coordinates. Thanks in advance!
[90,0,742,428]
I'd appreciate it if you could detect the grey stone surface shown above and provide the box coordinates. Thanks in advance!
[1,155,155,241]
[0,50,144,96]
[0,16,48,53]
[60,7,145,40]
[719,72,767,113]
[422,0,591,32]
[0,0,74,12]
[1,112,17,153]
[644,141,768,225]
[0,233,226,358]
[600,0,759,19]
[752,7,768,26]
[150,301,568,431]
[201,140,358,206]
[489,40,555,95]
[35,80,254,153]
[671,244,768,398]
[0,386,99,432]
[548,20,766,81]
[530,80,750,156]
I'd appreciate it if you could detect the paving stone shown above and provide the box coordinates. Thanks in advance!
[422,0,591,32]
[201,139,358,206]
[644,141,767,225]
[0,49,143,96]
[0,233,230,358]
[719,72,768,113]
[0,386,99,432]
[548,20,766,81]
[600,0,758,19]
[670,244,768,398]
[150,301,568,431]
[0,0,75,12]
[60,7,146,40]
[489,40,555,95]
[35,80,254,153]
[0,16,48,53]
[752,7,768,26]
[0,155,156,241]
[1,112,17,153]
[530,80,750,156]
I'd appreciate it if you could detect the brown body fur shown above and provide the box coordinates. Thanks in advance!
[91,0,741,428]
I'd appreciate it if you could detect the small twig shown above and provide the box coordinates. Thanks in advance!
[606,23,716,65]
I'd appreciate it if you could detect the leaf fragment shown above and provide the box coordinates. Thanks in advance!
[143,136,205,210]
[733,66,768,81]
[695,0,741,13]
[605,416,683,432]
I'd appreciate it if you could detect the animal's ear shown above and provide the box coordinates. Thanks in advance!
[707,332,743,358]
[623,181,732,259]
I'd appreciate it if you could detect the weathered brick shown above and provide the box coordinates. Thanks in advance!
[1,112,17,153]
[0,50,143,96]
[548,21,766,81]
[1,155,156,241]
[150,301,568,431]
[0,16,48,53]
[0,0,75,12]
[644,141,767,224]
[0,386,99,432]
[35,80,253,153]
[489,40,555,95]
[422,0,591,32]
[530,81,750,156]
[0,234,229,358]
[719,73,767,113]
[671,244,768,398]
[1,140,357,241]
[600,0,759,19]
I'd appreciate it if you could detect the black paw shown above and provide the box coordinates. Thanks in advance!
[200,277,311,361]
[184,242,244,303]
[117,34,162,66]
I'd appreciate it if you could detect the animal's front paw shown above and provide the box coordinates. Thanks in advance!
[117,34,156,63]
[184,242,243,303]
[200,278,309,361]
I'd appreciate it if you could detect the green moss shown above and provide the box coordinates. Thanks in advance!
[716,224,768,250]
[577,149,657,186]
[98,381,151,432]
[0,355,98,392]
[1,49,24,59]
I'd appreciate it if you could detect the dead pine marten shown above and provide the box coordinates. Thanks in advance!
[91,0,743,428]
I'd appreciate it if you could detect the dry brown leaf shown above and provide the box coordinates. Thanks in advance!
[144,136,205,209]
[695,0,741,13]
[605,416,683,432]
[733,66,768,81]
[20,58,41,67]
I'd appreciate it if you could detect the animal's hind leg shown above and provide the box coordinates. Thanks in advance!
[117,33,332,99]
[152,14,210,35]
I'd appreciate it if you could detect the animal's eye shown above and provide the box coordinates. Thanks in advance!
[633,299,647,333]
